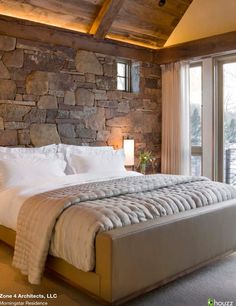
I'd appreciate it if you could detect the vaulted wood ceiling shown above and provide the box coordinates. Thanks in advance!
[0,0,192,49]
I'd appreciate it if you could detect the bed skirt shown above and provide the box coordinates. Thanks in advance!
[1,199,236,305]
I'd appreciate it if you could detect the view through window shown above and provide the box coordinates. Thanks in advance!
[190,64,202,176]
[222,62,236,185]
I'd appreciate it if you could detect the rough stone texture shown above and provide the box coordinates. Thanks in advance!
[0,130,17,146]
[26,71,49,95]
[24,108,46,123]
[18,129,30,145]
[0,35,16,51]
[0,61,10,79]
[2,49,24,68]
[75,51,103,75]
[0,80,16,99]
[58,124,76,138]
[0,104,30,121]
[38,95,58,109]
[64,91,75,105]
[75,88,94,106]
[30,124,61,146]
[0,117,4,130]
[0,35,161,169]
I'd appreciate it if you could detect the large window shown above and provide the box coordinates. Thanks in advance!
[190,64,202,176]
[218,58,236,185]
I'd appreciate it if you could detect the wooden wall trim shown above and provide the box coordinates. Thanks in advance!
[155,31,236,64]
[0,15,155,63]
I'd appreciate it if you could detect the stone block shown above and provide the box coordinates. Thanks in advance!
[75,88,94,106]
[38,95,58,109]
[97,100,118,108]
[97,130,110,142]
[64,91,75,105]
[46,110,58,123]
[76,127,96,139]
[30,124,61,146]
[145,78,158,89]
[106,115,131,127]
[4,122,29,129]
[18,129,30,145]
[0,80,16,99]
[107,90,122,100]
[94,90,107,100]
[86,107,105,130]
[2,49,24,68]
[15,94,23,101]
[117,101,130,113]
[48,73,77,91]
[24,108,46,123]
[0,61,10,79]
[58,123,76,138]
[48,90,64,97]
[75,50,103,75]
[85,73,96,83]
[57,110,70,119]
[24,51,65,71]
[0,117,4,130]
[0,35,16,51]
[0,130,17,146]
[96,76,116,90]
[26,71,49,95]
[103,63,113,77]
[0,104,30,121]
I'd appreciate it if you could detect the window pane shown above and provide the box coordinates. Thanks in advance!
[117,77,125,91]
[191,155,202,176]
[223,62,236,184]
[117,63,126,77]
[190,66,202,146]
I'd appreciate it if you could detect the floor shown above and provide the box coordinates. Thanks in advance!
[0,241,236,306]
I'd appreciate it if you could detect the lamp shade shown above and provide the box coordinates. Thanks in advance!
[123,139,134,166]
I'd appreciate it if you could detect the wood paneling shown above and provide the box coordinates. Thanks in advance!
[0,0,103,32]
[0,15,155,63]
[110,0,193,48]
[0,0,193,49]
[154,31,236,64]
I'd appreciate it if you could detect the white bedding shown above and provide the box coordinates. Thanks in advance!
[0,171,142,230]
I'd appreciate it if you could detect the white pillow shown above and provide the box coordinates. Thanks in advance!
[67,149,126,174]
[0,144,57,154]
[0,157,66,187]
[0,152,64,161]
[58,144,114,174]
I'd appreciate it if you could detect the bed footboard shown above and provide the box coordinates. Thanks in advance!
[96,199,236,304]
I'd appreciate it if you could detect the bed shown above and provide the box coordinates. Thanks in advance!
[1,144,236,305]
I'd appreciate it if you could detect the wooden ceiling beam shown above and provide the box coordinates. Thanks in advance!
[0,15,155,63]
[89,0,125,39]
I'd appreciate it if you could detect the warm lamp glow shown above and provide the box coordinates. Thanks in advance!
[123,139,134,166]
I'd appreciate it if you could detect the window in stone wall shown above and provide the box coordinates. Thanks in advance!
[117,61,131,91]
[117,60,140,92]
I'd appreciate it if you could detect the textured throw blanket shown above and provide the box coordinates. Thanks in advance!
[12,174,236,284]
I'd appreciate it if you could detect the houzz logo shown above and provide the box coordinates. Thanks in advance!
[208,298,234,306]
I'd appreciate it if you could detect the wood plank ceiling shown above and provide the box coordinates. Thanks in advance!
[0,0,192,49]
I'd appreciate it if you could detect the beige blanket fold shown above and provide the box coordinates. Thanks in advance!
[12,174,236,285]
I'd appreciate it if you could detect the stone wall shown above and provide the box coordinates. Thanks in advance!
[0,35,161,169]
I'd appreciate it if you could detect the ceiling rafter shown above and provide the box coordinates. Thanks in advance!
[89,0,125,39]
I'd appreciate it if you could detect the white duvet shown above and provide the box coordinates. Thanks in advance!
[0,171,141,230]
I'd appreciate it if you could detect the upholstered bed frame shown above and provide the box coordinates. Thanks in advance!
[1,199,236,305]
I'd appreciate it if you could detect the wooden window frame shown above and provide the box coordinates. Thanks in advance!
[117,60,131,92]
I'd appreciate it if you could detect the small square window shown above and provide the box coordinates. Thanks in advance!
[117,61,131,91]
